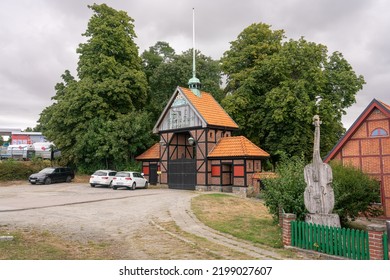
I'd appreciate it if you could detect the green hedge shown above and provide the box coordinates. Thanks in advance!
[0,159,52,181]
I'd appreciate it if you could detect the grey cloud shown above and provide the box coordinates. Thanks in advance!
[0,0,389,131]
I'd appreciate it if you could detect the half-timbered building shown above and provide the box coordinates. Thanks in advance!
[136,85,269,195]
[324,99,390,218]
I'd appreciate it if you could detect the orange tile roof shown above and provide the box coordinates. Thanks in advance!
[208,136,270,158]
[179,87,239,129]
[135,143,160,160]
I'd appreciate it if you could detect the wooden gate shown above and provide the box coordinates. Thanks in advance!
[168,158,196,190]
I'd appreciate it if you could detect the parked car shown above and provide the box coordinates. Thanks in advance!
[89,170,117,187]
[112,171,148,190]
[29,167,75,185]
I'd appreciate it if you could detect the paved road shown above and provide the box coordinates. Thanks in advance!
[0,183,195,240]
[0,183,298,259]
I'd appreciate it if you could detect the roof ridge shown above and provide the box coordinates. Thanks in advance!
[324,98,390,162]
[208,135,269,158]
[378,99,390,112]
[179,86,239,129]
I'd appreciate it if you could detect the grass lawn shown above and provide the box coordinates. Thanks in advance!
[191,193,283,248]
[0,226,114,260]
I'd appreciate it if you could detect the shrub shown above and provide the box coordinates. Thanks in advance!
[262,155,308,221]
[330,161,382,225]
[0,159,51,181]
[262,156,382,226]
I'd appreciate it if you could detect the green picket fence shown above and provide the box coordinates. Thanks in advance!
[291,221,369,260]
[384,233,389,260]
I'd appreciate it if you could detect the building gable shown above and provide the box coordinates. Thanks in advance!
[153,87,238,133]
[325,99,390,162]
[153,87,207,133]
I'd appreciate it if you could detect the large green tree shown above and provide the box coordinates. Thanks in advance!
[39,4,152,171]
[141,42,223,121]
[221,23,365,161]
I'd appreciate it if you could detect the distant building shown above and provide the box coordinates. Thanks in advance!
[324,99,390,218]
[11,131,47,145]
[0,128,21,141]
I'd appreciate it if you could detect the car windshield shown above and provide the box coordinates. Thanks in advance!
[39,168,55,174]
[116,172,130,177]
[93,171,107,176]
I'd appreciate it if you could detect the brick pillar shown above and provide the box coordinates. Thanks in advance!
[282,213,296,247]
[367,224,386,260]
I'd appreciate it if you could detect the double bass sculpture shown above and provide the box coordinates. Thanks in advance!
[304,115,340,227]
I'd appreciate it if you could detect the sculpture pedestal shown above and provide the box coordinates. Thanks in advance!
[305,213,341,228]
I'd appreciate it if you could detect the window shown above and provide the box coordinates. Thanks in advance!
[371,128,388,137]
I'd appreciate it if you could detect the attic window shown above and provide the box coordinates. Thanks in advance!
[371,128,388,137]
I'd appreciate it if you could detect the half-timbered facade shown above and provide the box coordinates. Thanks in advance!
[324,99,390,218]
[137,86,270,194]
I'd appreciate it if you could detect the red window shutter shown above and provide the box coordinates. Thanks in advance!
[234,165,245,177]
[142,166,150,175]
[211,166,221,176]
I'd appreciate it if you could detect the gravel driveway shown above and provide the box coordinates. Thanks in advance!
[0,183,300,259]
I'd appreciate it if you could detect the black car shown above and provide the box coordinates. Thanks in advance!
[29,167,75,185]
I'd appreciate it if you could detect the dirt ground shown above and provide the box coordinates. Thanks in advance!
[0,183,295,260]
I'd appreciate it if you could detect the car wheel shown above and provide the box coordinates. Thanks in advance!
[113,186,117,190]
[30,182,36,185]
[144,182,148,189]
[44,177,51,185]
[90,184,95,187]
[131,182,136,190]
[66,176,72,183]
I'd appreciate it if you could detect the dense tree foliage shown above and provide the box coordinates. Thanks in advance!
[262,156,381,226]
[39,4,152,172]
[221,23,365,161]
[141,42,223,121]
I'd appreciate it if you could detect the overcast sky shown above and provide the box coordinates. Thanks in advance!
[1,0,389,131]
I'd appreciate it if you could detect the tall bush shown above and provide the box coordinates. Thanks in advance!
[262,155,308,221]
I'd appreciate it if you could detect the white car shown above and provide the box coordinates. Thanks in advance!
[89,170,117,188]
[112,171,148,190]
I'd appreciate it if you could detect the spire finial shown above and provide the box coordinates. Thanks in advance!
[188,8,201,96]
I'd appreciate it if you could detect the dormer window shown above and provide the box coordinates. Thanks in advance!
[371,128,388,137]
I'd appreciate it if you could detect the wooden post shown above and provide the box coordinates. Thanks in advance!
[282,213,296,247]
[367,224,386,260]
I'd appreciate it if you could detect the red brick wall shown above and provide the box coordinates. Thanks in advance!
[333,109,390,218]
